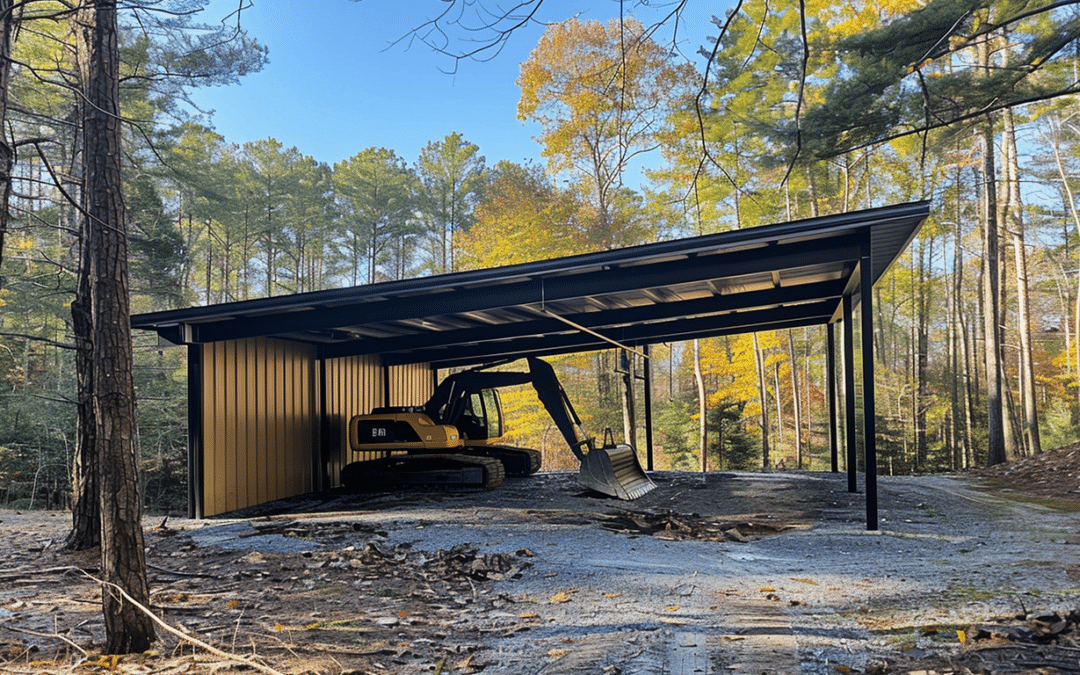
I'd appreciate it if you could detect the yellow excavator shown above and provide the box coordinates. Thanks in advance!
[340,357,656,500]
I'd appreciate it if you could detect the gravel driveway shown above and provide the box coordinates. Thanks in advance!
[193,470,1080,674]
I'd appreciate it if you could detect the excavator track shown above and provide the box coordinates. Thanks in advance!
[466,445,542,476]
[341,453,505,491]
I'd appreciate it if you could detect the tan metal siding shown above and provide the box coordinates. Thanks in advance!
[323,355,384,482]
[388,362,433,407]
[322,359,434,484]
[198,338,316,517]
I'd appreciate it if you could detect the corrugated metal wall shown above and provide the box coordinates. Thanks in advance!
[389,362,435,406]
[196,341,434,516]
[323,355,385,486]
[199,338,317,517]
[323,358,434,481]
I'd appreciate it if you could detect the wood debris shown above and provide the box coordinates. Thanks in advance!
[868,608,1080,674]
[598,509,791,542]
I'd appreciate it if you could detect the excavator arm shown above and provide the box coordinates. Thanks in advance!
[426,357,655,500]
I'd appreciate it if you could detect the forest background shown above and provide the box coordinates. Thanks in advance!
[2,0,1079,514]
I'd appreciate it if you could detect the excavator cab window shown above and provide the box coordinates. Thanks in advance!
[457,393,486,440]
[457,389,503,441]
[482,388,503,439]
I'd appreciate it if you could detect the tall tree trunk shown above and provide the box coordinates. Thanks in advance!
[753,333,770,470]
[693,339,707,472]
[787,330,803,469]
[950,161,969,469]
[66,91,98,551]
[78,0,155,653]
[620,350,636,448]
[981,117,1007,466]
[915,237,930,471]
[1048,115,1080,397]
[0,0,14,279]
[65,231,99,550]
[1003,109,1041,455]
[773,360,784,442]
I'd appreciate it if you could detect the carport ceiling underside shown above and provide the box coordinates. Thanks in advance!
[134,201,929,367]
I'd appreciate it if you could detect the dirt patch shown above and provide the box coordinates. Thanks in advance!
[972,442,1080,503]
[0,467,1078,674]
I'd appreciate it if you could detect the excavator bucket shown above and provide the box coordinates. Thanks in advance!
[578,443,656,500]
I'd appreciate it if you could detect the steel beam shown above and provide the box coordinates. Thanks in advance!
[827,322,839,473]
[861,254,879,531]
[187,344,203,519]
[843,292,857,494]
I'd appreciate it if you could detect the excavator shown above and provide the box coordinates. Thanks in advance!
[340,357,656,500]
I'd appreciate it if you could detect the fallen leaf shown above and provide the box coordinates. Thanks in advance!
[664,605,680,612]
[835,665,852,674]
[549,592,573,604]
[548,649,568,658]
[957,629,967,644]
[790,577,818,585]
[759,587,777,592]
[519,612,539,619]
[603,592,622,599]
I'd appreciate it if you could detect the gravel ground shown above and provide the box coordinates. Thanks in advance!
[181,470,1080,674]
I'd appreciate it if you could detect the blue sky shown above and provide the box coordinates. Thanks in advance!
[186,1,719,172]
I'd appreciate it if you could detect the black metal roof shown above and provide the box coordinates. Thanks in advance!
[133,201,929,368]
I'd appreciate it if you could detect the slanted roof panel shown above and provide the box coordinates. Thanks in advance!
[133,201,929,367]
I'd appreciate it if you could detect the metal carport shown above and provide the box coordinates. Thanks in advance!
[133,200,930,527]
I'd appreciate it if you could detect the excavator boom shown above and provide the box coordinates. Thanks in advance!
[433,357,656,499]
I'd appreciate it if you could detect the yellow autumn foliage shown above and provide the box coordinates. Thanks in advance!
[698,332,788,422]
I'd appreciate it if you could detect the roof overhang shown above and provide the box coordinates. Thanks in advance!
[132,201,929,368]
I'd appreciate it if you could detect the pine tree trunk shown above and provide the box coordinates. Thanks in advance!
[754,333,770,470]
[693,340,707,472]
[77,0,155,653]
[1004,110,1041,455]
[65,251,99,550]
[950,163,970,469]
[980,117,1007,466]
[0,0,14,277]
[66,88,98,551]
[1049,119,1080,396]
[787,330,803,469]
[620,350,637,448]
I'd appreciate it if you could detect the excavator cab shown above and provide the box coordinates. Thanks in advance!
[456,389,503,444]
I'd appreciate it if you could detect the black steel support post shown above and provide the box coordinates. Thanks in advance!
[643,344,654,471]
[843,293,858,493]
[187,344,203,519]
[860,254,879,531]
[827,322,839,473]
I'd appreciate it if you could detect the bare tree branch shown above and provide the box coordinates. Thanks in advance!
[387,0,549,74]
[780,0,810,188]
